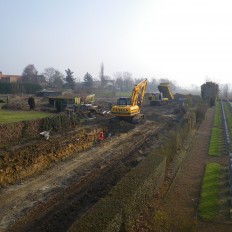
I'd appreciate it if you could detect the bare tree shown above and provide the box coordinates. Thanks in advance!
[146,78,157,92]
[52,71,64,89]
[43,67,64,89]
[222,83,230,99]
[114,72,133,92]
[43,67,56,83]
[114,72,123,91]
[123,72,133,92]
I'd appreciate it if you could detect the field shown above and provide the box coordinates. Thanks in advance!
[0,110,52,124]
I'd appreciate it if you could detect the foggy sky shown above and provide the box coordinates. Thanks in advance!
[1,0,232,88]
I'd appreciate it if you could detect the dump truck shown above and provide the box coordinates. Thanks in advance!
[149,83,174,106]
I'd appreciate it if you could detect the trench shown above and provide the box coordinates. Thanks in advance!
[7,119,174,232]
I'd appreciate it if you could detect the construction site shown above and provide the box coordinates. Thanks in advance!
[0,81,232,232]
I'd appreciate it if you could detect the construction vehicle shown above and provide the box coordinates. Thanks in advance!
[149,82,174,106]
[111,79,147,123]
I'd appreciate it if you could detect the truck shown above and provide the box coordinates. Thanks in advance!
[149,82,174,106]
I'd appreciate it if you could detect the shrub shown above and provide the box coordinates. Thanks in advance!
[195,103,208,124]
[28,97,35,110]
[55,100,65,112]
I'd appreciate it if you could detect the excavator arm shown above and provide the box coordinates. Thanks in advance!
[130,79,147,106]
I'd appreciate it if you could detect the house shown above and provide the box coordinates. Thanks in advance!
[0,71,22,82]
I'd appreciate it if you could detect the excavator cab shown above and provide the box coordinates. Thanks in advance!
[117,97,131,106]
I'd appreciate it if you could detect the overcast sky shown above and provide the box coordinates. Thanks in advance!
[1,0,232,88]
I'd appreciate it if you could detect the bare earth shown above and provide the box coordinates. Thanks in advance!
[0,105,174,232]
[1,106,231,232]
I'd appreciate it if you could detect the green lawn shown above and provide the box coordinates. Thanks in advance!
[0,110,52,124]
[198,163,221,221]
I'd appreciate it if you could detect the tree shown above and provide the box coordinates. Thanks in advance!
[114,72,133,91]
[28,97,35,110]
[123,72,133,92]
[114,72,123,91]
[43,67,64,88]
[22,64,47,86]
[64,68,75,83]
[22,64,38,77]
[52,71,64,89]
[201,81,219,107]
[222,83,230,99]
[43,67,56,83]
[64,68,75,89]
[83,72,94,88]
[146,78,157,92]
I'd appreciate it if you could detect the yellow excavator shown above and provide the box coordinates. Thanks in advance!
[111,79,147,123]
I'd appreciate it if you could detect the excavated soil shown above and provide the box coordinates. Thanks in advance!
[0,104,179,232]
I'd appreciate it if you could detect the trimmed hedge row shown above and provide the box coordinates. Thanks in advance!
[68,111,196,232]
[0,82,42,94]
[68,154,166,232]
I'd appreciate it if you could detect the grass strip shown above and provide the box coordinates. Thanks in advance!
[213,101,220,127]
[0,110,52,124]
[208,127,224,156]
[198,163,221,221]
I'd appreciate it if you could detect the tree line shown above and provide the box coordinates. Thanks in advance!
[0,63,181,94]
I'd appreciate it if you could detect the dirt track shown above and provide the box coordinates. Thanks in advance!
[0,105,176,232]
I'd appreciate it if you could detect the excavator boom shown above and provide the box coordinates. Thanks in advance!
[130,79,147,106]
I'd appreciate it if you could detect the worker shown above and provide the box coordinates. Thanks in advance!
[98,131,104,141]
